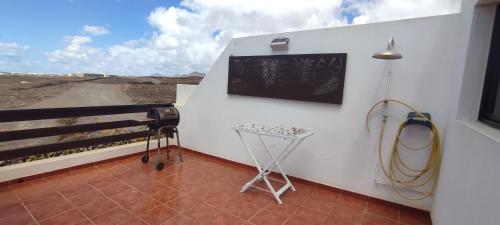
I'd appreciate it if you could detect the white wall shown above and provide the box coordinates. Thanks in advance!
[432,1,500,225]
[179,15,463,210]
[175,84,198,106]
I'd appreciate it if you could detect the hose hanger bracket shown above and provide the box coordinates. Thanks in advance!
[406,112,432,129]
[365,98,442,201]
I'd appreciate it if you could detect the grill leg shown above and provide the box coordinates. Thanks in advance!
[156,129,161,164]
[141,129,152,164]
[175,127,183,162]
[145,130,151,156]
[166,133,170,160]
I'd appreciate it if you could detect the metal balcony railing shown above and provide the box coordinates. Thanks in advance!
[0,104,172,161]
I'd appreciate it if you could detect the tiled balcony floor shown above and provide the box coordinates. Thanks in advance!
[0,147,431,225]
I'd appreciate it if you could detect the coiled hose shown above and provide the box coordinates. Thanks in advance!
[366,99,442,200]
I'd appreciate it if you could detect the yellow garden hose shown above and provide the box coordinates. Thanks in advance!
[366,99,442,200]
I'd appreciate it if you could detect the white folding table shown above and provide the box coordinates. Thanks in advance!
[233,123,314,204]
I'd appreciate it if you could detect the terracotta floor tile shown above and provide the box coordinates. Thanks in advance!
[99,163,127,175]
[0,210,36,225]
[366,200,399,221]
[0,190,20,207]
[265,203,300,218]
[361,213,397,225]
[87,174,115,188]
[13,182,57,201]
[120,174,154,188]
[151,187,182,203]
[94,160,119,169]
[91,207,145,225]
[205,180,240,193]
[191,186,219,201]
[50,176,85,191]
[279,189,312,206]
[324,206,364,225]
[59,183,95,199]
[24,193,73,221]
[250,210,287,225]
[336,193,368,211]
[136,181,168,194]
[122,159,152,170]
[310,188,340,203]
[109,188,146,205]
[10,177,46,189]
[42,170,72,182]
[205,212,245,225]
[163,214,197,225]
[206,192,237,209]
[240,189,274,206]
[70,166,98,175]
[284,207,328,225]
[0,202,28,219]
[112,168,139,180]
[136,205,178,225]
[160,175,203,193]
[39,209,88,225]
[123,196,162,214]
[292,182,315,193]
[0,149,433,225]
[223,200,261,220]
[304,194,336,214]
[144,169,176,180]
[184,202,222,221]
[77,196,119,218]
[68,190,105,206]
[323,217,357,225]
[166,194,200,212]
[96,179,131,196]
[399,208,432,225]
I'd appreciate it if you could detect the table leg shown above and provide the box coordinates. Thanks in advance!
[257,136,301,193]
[235,130,309,205]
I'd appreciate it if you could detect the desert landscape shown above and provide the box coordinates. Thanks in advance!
[0,73,203,166]
[0,73,203,109]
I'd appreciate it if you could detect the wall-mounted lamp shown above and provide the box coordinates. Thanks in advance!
[270,37,289,51]
[372,38,402,60]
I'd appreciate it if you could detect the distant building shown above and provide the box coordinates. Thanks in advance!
[68,73,105,78]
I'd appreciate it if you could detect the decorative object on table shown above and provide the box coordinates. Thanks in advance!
[142,106,183,171]
[228,53,347,104]
[233,122,314,204]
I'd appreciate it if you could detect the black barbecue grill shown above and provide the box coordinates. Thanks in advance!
[142,106,183,171]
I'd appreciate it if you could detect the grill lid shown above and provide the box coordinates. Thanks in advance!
[147,106,180,127]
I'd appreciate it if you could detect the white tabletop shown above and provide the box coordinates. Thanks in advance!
[233,122,314,139]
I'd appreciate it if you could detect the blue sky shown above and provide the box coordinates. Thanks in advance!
[0,0,179,50]
[0,0,459,76]
[0,0,181,74]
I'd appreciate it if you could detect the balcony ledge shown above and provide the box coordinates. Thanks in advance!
[0,141,148,183]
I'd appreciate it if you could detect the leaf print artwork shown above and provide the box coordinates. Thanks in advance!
[228,53,347,104]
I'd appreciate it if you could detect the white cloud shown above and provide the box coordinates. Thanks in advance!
[0,42,31,70]
[48,36,104,71]
[348,0,461,24]
[0,42,29,56]
[46,0,460,75]
[83,25,109,35]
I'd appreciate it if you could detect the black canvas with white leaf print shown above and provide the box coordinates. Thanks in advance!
[228,53,347,104]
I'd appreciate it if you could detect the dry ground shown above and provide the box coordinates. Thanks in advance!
[0,75,203,109]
